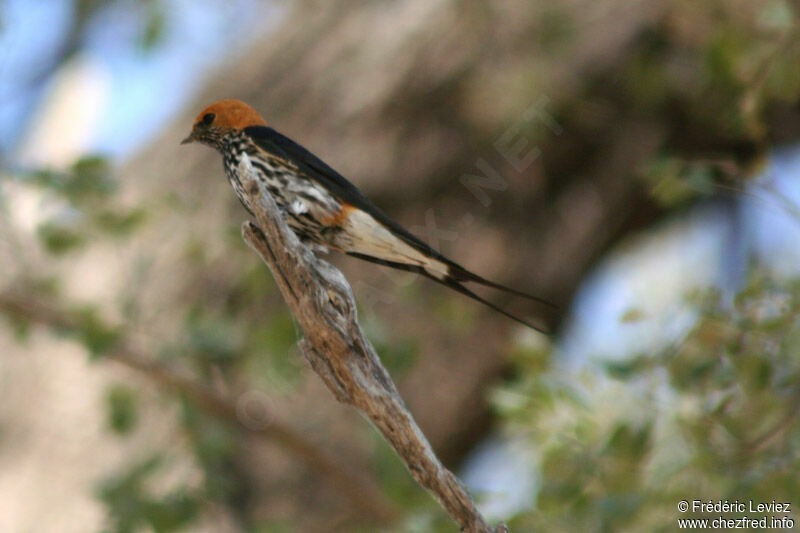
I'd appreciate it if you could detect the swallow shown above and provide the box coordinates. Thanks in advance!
[182,99,552,331]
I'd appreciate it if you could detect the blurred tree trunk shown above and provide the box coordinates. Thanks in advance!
[120,0,671,527]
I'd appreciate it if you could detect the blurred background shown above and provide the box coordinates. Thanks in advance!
[1,0,799,531]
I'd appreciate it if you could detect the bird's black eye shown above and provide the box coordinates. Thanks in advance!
[202,113,215,126]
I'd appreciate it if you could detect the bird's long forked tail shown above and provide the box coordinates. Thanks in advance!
[446,263,556,309]
[435,275,550,333]
[347,252,553,333]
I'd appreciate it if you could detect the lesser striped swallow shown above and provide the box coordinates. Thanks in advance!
[182,99,551,331]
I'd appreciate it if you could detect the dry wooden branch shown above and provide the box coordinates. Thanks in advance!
[238,163,507,532]
[0,292,398,525]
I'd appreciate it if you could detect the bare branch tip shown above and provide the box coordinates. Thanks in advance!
[237,170,498,531]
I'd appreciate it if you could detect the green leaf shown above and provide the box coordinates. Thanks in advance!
[37,222,86,255]
[71,306,122,359]
[185,310,242,362]
[603,355,650,380]
[98,455,200,533]
[91,207,148,237]
[106,385,138,435]
[68,155,116,201]
[619,308,646,324]
[143,494,199,533]
[372,337,419,377]
[138,2,166,51]
[29,155,115,205]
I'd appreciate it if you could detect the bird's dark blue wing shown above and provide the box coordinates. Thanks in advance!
[243,125,443,259]
[242,126,554,325]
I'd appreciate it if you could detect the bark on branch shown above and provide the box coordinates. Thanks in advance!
[238,164,507,532]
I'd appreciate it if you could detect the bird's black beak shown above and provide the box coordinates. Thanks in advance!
[180,132,195,145]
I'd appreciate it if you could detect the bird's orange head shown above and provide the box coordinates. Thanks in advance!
[181,99,267,148]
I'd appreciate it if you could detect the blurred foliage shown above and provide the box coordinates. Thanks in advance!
[25,155,148,255]
[72,304,124,358]
[98,455,201,533]
[631,0,800,207]
[179,400,251,511]
[1,149,292,530]
[641,157,726,207]
[492,272,800,532]
[138,0,167,51]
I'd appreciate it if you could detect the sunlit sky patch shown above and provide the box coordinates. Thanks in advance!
[1,0,284,161]
[559,146,800,365]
